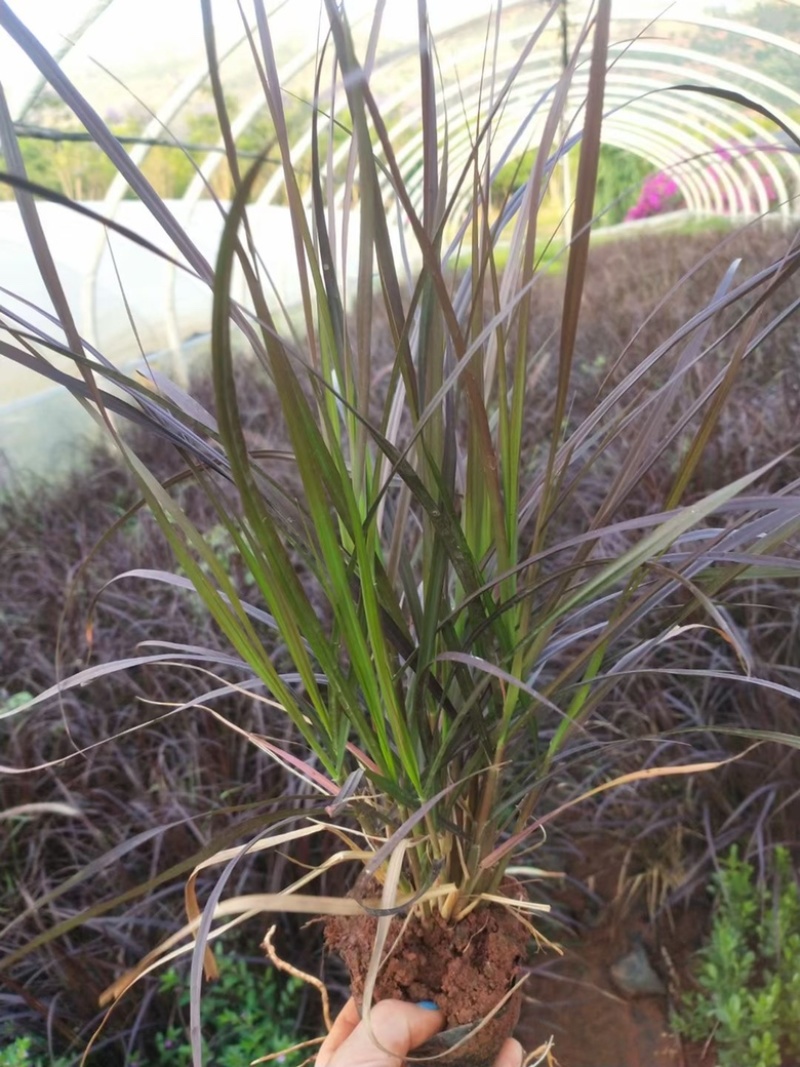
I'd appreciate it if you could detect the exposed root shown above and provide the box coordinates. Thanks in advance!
[525,1035,557,1067]
[262,923,333,1033]
[251,1034,323,1066]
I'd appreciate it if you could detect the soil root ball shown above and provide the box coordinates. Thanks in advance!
[325,904,526,1067]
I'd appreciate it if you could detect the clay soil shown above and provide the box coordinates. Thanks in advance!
[516,908,715,1067]
[325,904,525,1066]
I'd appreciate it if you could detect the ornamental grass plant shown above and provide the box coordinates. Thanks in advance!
[2,1,800,1064]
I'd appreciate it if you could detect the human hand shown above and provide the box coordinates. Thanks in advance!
[315,997,524,1067]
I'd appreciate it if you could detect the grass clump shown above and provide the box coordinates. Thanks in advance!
[674,846,800,1067]
[2,0,800,1061]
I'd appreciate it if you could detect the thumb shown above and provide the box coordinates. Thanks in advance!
[323,1000,444,1067]
[381,1001,445,1052]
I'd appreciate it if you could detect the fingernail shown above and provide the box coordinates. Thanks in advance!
[417,1000,439,1011]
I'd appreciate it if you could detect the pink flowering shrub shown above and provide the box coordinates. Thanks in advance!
[625,170,685,221]
[706,145,779,213]
[626,144,781,221]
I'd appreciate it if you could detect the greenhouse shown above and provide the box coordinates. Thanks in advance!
[1,0,799,476]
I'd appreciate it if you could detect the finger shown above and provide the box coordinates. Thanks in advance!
[322,1000,444,1067]
[316,998,361,1067]
[494,1037,525,1067]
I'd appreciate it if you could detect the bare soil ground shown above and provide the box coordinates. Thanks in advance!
[517,838,715,1067]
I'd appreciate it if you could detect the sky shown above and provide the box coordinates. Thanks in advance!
[0,0,768,120]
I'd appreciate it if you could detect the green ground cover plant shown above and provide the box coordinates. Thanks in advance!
[674,847,800,1067]
[1,0,800,1064]
[151,950,304,1067]
[0,951,302,1067]
[0,1038,71,1067]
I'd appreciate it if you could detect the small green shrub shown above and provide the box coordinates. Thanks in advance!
[0,1036,71,1067]
[145,949,305,1067]
[674,847,800,1067]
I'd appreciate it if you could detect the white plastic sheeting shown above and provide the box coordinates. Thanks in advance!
[1,198,303,384]
[0,197,308,481]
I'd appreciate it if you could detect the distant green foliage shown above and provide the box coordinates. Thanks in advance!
[490,147,538,210]
[702,2,800,94]
[593,145,653,225]
[490,143,652,226]
[1,91,118,201]
[674,847,800,1067]
[2,88,286,203]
